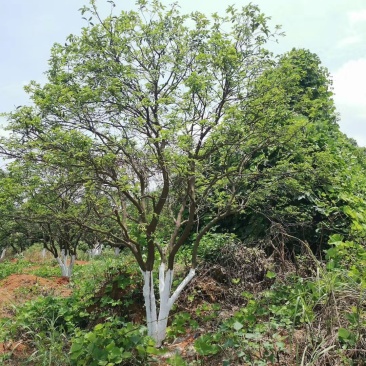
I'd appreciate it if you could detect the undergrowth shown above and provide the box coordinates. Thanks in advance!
[0,237,366,365]
[189,235,366,365]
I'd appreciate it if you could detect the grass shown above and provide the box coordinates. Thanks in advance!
[0,241,365,365]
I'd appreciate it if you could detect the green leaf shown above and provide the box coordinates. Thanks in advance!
[338,328,350,339]
[232,321,243,331]
[194,335,220,356]
[265,271,276,279]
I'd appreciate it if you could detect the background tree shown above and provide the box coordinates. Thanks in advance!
[0,134,105,276]
[0,169,36,257]
[213,48,366,260]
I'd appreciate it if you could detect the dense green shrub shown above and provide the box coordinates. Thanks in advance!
[70,321,157,366]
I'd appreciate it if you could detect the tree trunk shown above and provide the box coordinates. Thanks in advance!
[142,264,195,347]
[0,248,6,260]
[56,249,75,277]
[89,243,103,257]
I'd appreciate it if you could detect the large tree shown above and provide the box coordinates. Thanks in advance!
[213,49,343,247]
[1,0,307,345]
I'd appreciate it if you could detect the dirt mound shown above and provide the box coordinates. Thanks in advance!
[0,274,72,317]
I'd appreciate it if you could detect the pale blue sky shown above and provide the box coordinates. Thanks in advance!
[1,0,366,144]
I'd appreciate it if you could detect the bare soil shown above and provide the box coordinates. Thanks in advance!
[0,274,72,318]
[0,261,88,362]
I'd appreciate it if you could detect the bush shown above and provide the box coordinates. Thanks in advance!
[197,233,237,263]
[70,321,157,366]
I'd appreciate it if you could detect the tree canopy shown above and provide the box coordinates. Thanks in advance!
[2,1,285,272]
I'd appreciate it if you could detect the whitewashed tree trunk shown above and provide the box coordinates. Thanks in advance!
[56,249,75,277]
[114,247,121,256]
[142,264,196,347]
[0,248,6,260]
[41,248,46,259]
[89,243,103,258]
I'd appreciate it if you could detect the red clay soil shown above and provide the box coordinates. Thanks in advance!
[0,260,89,315]
[0,274,72,317]
[0,260,91,361]
[0,273,74,360]
[74,260,89,265]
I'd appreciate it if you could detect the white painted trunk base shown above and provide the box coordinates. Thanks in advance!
[142,265,196,347]
[56,250,75,277]
[0,248,6,260]
[89,243,103,257]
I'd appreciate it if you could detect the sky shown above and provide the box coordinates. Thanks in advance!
[1,0,365,145]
